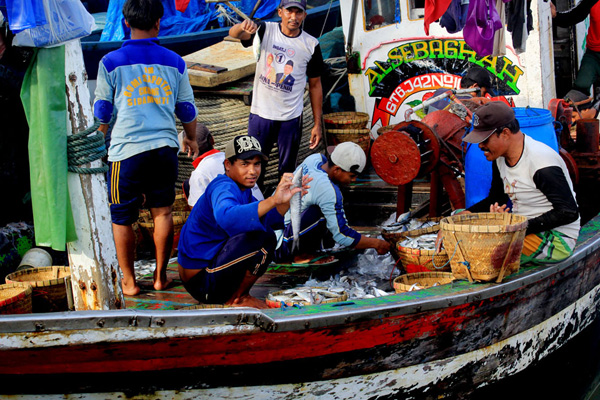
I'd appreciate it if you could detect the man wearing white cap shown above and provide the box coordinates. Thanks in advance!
[274,142,391,263]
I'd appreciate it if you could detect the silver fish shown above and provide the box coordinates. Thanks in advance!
[252,26,261,62]
[290,168,303,252]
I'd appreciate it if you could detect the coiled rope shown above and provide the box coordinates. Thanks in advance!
[67,120,108,174]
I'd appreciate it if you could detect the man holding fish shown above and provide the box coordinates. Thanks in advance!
[228,0,324,182]
[274,142,391,263]
[177,135,311,308]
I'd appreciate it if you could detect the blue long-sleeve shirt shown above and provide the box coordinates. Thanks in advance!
[178,174,284,270]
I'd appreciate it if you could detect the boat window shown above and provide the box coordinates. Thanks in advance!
[364,0,398,31]
[408,0,425,20]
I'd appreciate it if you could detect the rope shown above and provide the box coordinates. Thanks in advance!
[318,0,335,38]
[67,120,108,174]
[431,239,462,270]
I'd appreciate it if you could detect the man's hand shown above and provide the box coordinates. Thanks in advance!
[309,124,322,149]
[272,173,312,205]
[550,2,557,18]
[373,238,391,255]
[182,136,199,159]
[240,19,258,35]
[489,202,510,213]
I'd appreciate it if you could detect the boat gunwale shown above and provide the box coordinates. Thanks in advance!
[0,213,598,335]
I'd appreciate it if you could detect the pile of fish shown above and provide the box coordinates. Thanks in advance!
[398,233,441,251]
[268,286,347,306]
[132,257,179,280]
[382,211,439,234]
[302,273,391,300]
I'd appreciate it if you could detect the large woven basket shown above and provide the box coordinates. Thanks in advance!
[440,213,528,283]
[326,128,371,154]
[0,282,33,314]
[382,217,443,261]
[5,266,71,312]
[172,190,190,212]
[138,210,190,237]
[324,112,369,129]
[393,272,454,293]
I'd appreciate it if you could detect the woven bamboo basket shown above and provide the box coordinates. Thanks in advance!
[138,210,190,236]
[376,125,396,136]
[393,272,455,293]
[5,266,70,312]
[396,243,450,272]
[440,213,528,283]
[0,282,33,314]
[324,111,369,129]
[382,217,443,261]
[172,190,190,212]
[265,288,348,308]
[326,128,371,154]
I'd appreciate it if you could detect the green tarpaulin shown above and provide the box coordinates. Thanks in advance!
[20,46,77,250]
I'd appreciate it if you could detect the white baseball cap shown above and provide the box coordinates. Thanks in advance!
[330,142,366,174]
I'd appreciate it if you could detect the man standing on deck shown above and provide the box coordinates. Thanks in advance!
[93,0,199,295]
[178,135,310,308]
[274,142,391,264]
[462,102,580,264]
[228,0,324,183]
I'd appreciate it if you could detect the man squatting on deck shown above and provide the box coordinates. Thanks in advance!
[274,142,391,264]
[93,0,199,295]
[177,135,311,309]
[461,101,580,264]
[228,0,324,183]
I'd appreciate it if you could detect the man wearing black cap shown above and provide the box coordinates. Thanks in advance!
[228,0,324,181]
[177,135,310,308]
[427,66,494,113]
[462,101,580,264]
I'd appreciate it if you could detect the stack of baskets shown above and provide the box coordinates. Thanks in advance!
[324,112,371,155]
[440,213,528,283]
[382,217,450,272]
[5,266,71,313]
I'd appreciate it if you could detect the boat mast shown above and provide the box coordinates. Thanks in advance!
[64,40,125,310]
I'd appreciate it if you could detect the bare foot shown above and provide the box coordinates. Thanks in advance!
[226,295,268,309]
[122,281,141,296]
[153,269,173,291]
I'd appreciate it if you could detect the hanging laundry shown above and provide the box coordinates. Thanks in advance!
[463,0,504,56]
[440,0,470,34]
[176,0,191,13]
[424,0,454,35]
[492,0,510,56]
[506,0,533,53]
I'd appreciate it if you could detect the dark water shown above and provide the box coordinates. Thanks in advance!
[471,316,600,400]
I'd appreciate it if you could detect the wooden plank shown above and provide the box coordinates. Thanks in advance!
[184,40,256,88]
[186,61,228,74]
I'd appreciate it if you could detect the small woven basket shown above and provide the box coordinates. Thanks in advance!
[324,111,369,129]
[5,266,71,312]
[265,288,348,308]
[440,213,528,283]
[172,190,190,212]
[138,210,190,238]
[376,125,396,136]
[382,217,443,261]
[396,243,450,272]
[0,282,33,314]
[393,272,454,293]
[326,128,371,154]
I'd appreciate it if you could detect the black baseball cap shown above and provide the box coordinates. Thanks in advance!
[462,102,516,143]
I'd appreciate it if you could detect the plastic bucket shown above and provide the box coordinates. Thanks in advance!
[17,248,52,271]
[465,107,559,208]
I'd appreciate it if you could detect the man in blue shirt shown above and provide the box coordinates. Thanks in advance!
[275,142,391,263]
[93,0,199,296]
[178,135,310,308]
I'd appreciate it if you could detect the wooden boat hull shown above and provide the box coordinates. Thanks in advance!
[81,1,340,80]
[1,215,600,398]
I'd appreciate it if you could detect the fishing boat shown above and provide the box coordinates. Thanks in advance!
[1,0,600,398]
[82,0,341,80]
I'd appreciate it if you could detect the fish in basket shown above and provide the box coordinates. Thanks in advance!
[382,215,444,265]
[266,287,348,308]
[440,213,528,283]
[397,233,450,272]
[393,272,455,293]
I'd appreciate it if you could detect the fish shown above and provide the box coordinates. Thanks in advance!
[252,25,261,62]
[290,168,303,252]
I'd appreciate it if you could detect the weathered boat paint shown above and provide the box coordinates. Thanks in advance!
[0,215,599,397]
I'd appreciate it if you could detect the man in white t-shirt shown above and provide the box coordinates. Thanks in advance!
[183,125,264,207]
[228,0,324,181]
[463,102,580,264]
